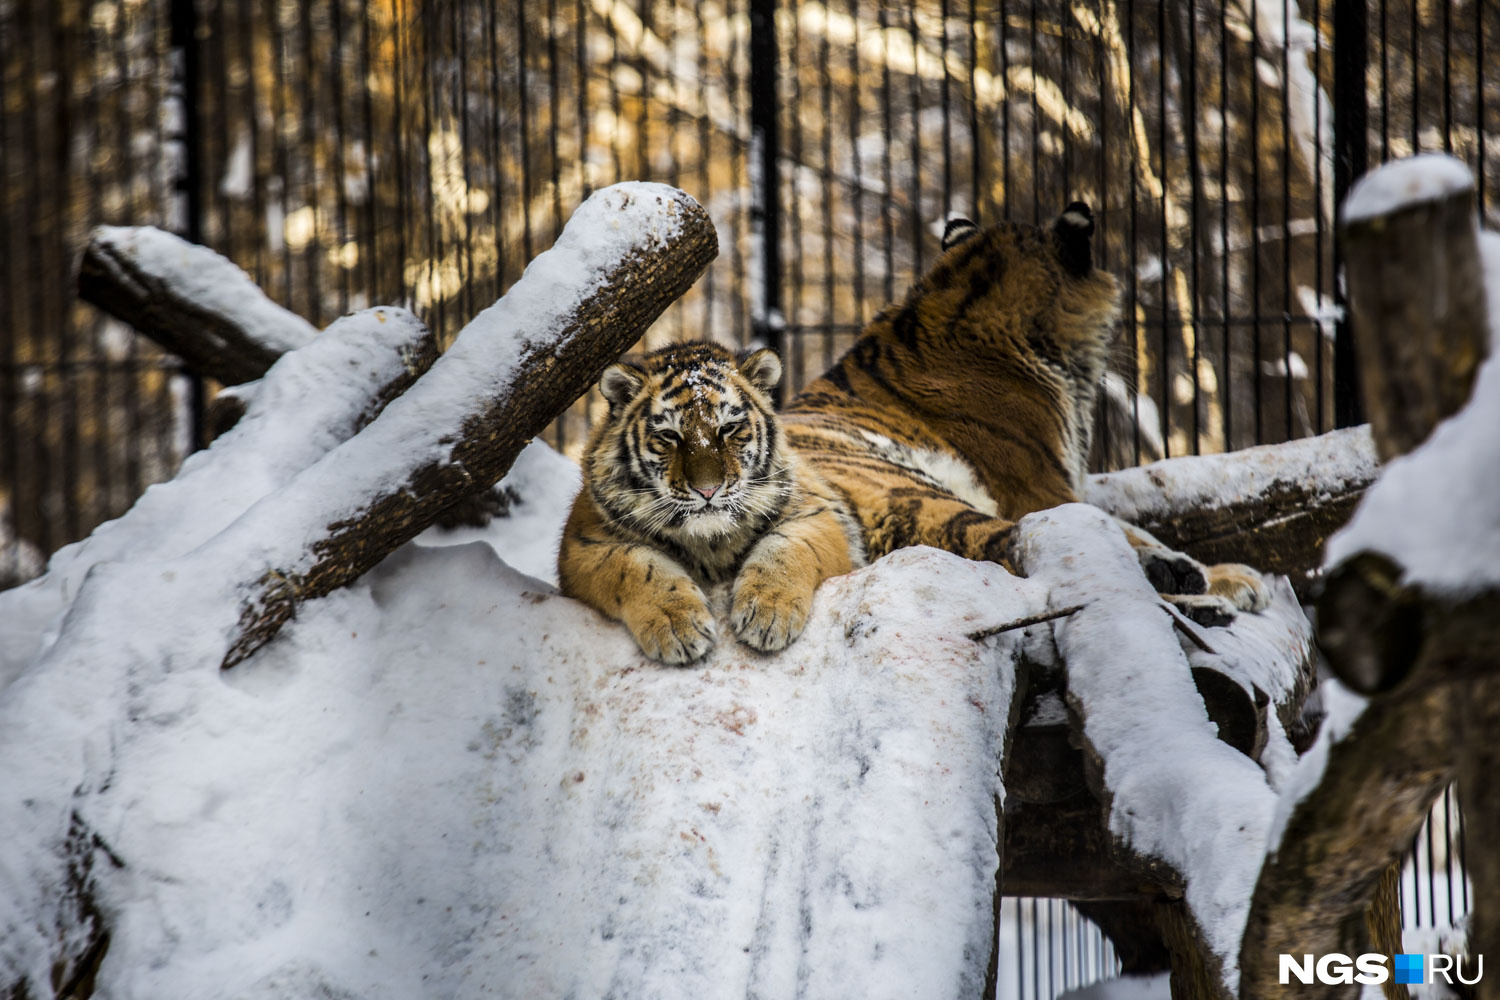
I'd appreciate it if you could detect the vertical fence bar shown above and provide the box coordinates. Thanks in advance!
[748,0,784,395]
[168,0,206,452]
[1332,0,1367,427]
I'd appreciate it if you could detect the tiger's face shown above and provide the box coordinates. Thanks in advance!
[589,342,791,543]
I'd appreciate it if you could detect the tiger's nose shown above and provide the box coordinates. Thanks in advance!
[695,483,721,500]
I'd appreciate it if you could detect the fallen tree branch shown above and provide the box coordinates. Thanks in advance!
[217,183,717,668]
[966,603,1085,641]
[78,226,319,385]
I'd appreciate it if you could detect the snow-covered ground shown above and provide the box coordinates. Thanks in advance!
[0,445,1042,996]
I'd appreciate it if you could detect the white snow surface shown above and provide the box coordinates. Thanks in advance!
[1342,154,1476,223]
[1011,504,1297,991]
[1324,230,1500,594]
[0,488,1039,997]
[413,439,581,586]
[0,306,431,687]
[92,226,318,354]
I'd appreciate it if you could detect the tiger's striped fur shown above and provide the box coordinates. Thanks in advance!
[558,341,864,664]
[785,203,1269,616]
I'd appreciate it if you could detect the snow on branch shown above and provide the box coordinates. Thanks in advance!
[0,307,436,688]
[218,182,717,668]
[78,225,320,385]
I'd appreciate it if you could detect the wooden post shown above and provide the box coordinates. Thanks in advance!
[1245,154,1497,1000]
[1339,155,1488,462]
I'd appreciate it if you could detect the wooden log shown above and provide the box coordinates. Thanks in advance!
[1085,427,1379,600]
[1243,155,1497,1000]
[78,226,319,385]
[1339,155,1488,462]
[218,183,716,669]
[1237,684,1456,1000]
[1009,504,1313,1000]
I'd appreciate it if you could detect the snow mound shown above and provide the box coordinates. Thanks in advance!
[0,431,1048,998]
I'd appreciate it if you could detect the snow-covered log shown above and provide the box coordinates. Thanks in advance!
[1241,159,1500,1000]
[1085,427,1379,600]
[221,182,716,668]
[77,226,320,385]
[0,306,436,687]
[1009,504,1314,1000]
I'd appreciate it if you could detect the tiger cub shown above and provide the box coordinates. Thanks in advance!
[783,203,1269,621]
[559,341,864,664]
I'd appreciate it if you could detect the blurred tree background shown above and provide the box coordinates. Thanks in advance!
[2,0,1497,587]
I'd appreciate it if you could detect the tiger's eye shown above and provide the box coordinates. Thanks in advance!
[653,428,681,447]
[719,420,746,438]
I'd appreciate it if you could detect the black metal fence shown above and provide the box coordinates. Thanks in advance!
[0,3,1490,991]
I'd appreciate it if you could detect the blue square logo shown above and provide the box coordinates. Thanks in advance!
[1394,953,1424,985]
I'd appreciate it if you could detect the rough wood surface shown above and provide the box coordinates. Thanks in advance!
[78,226,319,385]
[1341,171,1487,462]
[221,184,717,669]
[1238,684,1456,999]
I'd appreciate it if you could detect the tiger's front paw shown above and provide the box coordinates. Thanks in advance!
[730,566,813,653]
[1205,562,1271,613]
[1138,547,1207,595]
[624,586,717,665]
[1139,546,1270,624]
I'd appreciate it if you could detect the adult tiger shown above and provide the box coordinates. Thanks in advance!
[558,341,864,664]
[784,202,1269,619]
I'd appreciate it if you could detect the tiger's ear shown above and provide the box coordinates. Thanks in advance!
[737,348,783,395]
[941,216,980,251]
[599,362,646,412]
[1053,201,1096,277]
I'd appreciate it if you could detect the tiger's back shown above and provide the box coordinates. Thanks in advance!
[785,204,1270,618]
[784,204,1120,563]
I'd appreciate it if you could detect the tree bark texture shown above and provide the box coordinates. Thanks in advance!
[1237,685,1456,1000]
[1086,427,1379,600]
[221,184,717,669]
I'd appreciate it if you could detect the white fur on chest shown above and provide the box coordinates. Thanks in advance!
[856,430,1000,516]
